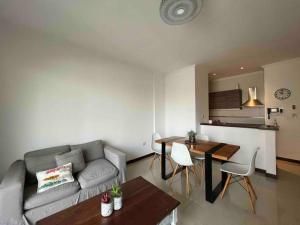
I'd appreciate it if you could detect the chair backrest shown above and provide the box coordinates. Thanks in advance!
[171,142,193,166]
[151,132,162,153]
[197,134,210,141]
[245,148,259,176]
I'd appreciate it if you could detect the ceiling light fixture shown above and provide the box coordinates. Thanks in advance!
[160,0,203,25]
[176,8,185,15]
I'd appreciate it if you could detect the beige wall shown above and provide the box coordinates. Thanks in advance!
[264,58,300,160]
[164,65,197,136]
[155,65,209,137]
[209,71,265,124]
[154,74,166,136]
[195,65,209,133]
[0,23,154,178]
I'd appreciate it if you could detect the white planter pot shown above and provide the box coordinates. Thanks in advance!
[113,197,122,210]
[101,202,113,217]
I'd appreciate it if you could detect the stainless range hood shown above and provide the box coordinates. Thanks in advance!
[243,87,264,107]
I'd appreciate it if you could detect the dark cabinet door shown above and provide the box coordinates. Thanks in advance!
[209,89,242,109]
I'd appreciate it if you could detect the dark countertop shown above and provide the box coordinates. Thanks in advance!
[201,122,279,131]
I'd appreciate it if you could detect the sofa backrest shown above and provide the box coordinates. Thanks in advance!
[70,140,104,162]
[24,145,71,185]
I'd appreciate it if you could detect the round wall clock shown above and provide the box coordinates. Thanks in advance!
[274,88,291,100]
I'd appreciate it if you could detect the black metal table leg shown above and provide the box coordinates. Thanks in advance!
[161,142,166,179]
[205,152,213,201]
[205,143,227,203]
[221,161,228,186]
[161,142,183,180]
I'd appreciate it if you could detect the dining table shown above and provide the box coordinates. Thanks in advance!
[155,136,240,203]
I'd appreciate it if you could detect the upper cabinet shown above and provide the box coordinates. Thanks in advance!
[209,89,242,109]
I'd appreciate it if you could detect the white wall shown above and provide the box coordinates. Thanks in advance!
[154,74,166,136]
[164,65,197,137]
[195,65,209,133]
[264,58,300,160]
[0,24,154,178]
[209,71,265,124]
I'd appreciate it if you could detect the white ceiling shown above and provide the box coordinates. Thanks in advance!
[1,0,300,76]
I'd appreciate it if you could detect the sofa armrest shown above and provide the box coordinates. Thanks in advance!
[0,160,26,225]
[104,146,126,184]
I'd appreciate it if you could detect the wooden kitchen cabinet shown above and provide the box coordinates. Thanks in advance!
[209,89,242,109]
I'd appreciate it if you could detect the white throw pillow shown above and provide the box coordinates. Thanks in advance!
[36,163,74,193]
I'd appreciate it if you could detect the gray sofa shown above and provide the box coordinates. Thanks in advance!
[0,140,126,225]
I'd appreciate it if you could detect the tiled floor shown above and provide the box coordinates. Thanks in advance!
[127,158,300,225]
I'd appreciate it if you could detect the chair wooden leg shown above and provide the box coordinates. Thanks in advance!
[149,154,157,169]
[185,167,190,196]
[245,177,255,201]
[243,177,256,214]
[192,165,201,185]
[200,161,205,179]
[221,174,232,199]
[169,164,179,187]
[189,166,195,175]
[196,161,201,176]
[167,154,174,171]
[246,177,257,200]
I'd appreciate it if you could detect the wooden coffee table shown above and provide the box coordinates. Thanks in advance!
[37,176,180,225]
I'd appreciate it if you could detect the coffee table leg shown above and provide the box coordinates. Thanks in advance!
[171,208,178,225]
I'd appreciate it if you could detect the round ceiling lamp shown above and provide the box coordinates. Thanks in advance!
[160,0,203,25]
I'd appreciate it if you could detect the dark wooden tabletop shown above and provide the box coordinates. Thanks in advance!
[37,176,180,225]
[156,137,240,161]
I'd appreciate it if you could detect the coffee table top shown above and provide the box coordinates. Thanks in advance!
[37,176,180,225]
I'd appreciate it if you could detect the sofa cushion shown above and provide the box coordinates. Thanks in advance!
[55,149,86,173]
[77,159,118,189]
[24,145,70,185]
[70,140,104,162]
[24,181,80,210]
[24,192,80,225]
[36,163,75,193]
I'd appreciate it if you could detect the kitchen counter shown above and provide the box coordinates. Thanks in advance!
[201,123,277,176]
[201,122,279,131]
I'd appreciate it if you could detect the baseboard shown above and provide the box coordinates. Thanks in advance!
[127,153,154,165]
[277,156,300,164]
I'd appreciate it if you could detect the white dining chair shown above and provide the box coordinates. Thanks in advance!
[220,148,259,213]
[191,134,210,181]
[169,142,201,195]
[149,132,174,170]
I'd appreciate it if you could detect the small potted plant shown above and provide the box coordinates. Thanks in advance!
[187,130,196,143]
[100,192,113,217]
[111,184,123,210]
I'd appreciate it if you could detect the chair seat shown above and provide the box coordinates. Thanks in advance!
[191,153,205,160]
[77,158,118,189]
[221,162,249,176]
[24,181,80,210]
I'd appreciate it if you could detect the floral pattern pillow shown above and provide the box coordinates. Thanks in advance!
[36,163,74,193]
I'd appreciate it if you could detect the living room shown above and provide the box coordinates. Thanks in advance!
[0,1,300,225]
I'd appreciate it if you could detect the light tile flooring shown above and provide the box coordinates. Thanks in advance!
[127,158,300,225]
